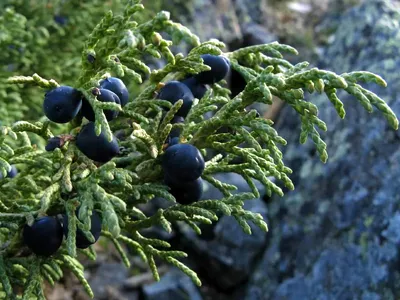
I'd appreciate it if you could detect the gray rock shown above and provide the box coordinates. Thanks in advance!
[381,212,400,246]
[153,0,270,50]
[241,23,277,46]
[362,292,382,300]
[185,0,242,45]
[141,268,203,300]
[89,263,130,300]
[272,242,398,300]
[245,0,400,299]
[234,0,264,24]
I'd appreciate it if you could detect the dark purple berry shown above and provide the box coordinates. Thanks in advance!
[62,208,102,249]
[181,77,207,99]
[169,115,184,138]
[43,86,82,123]
[87,54,96,64]
[171,116,184,124]
[7,165,17,178]
[162,143,205,184]
[76,122,120,163]
[0,165,18,179]
[157,81,194,118]
[46,137,62,151]
[195,54,230,84]
[81,89,120,121]
[54,15,68,26]
[167,137,180,147]
[99,77,129,107]
[165,177,203,205]
[23,216,63,256]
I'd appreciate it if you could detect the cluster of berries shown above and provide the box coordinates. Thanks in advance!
[23,208,102,257]
[24,79,127,255]
[44,77,128,162]
[158,54,230,120]
[22,54,230,256]
[158,54,230,204]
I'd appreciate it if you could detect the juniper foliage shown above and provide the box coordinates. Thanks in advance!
[0,0,398,298]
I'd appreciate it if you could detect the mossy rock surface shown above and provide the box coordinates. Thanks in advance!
[245,1,400,299]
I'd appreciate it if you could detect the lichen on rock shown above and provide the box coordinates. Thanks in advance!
[245,1,400,299]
